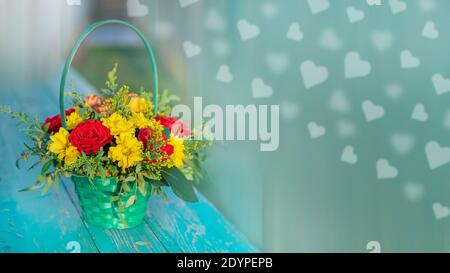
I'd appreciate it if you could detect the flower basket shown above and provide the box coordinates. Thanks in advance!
[72,176,150,229]
[0,19,209,230]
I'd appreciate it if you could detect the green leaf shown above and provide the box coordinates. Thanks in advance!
[122,182,131,192]
[53,176,59,191]
[98,166,106,180]
[142,172,160,181]
[125,176,136,182]
[43,123,50,133]
[18,185,42,192]
[41,177,53,196]
[137,174,147,196]
[111,196,120,202]
[148,179,167,187]
[40,160,53,175]
[136,163,142,173]
[125,195,136,208]
[163,167,198,202]
[28,160,41,170]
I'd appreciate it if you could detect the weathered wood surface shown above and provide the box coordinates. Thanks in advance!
[0,71,257,253]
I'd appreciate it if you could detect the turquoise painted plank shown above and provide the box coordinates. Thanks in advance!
[145,189,258,253]
[0,92,99,253]
[62,179,167,253]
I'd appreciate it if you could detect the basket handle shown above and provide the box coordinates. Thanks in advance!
[59,19,159,128]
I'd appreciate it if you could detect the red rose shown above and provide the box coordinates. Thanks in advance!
[160,144,174,156]
[68,120,112,155]
[138,128,152,150]
[156,116,191,136]
[42,108,75,134]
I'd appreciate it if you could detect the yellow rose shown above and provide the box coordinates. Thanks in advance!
[128,96,151,113]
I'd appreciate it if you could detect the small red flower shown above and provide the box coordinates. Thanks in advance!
[42,108,75,134]
[156,116,191,136]
[138,128,152,150]
[160,144,174,156]
[68,120,112,155]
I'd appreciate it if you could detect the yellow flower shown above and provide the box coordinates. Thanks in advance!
[66,111,83,130]
[64,145,80,165]
[48,127,80,165]
[169,134,186,168]
[131,112,151,129]
[101,113,135,136]
[128,96,152,113]
[108,134,143,171]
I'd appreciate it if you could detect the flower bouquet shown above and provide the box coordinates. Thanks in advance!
[0,20,209,229]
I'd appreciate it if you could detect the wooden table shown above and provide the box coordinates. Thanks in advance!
[0,71,256,253]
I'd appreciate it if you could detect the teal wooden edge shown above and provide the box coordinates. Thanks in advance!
[59,19,159,128]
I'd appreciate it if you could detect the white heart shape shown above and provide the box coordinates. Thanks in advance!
[389,0,407,14]
[425,141,450,170]
[307,0,330,14]
[370,30,393,52]
[432,74,450,95]
[286,23,304,41]
[346,6,365,23]
[127,0,148,17]
[300,60,329,89]
[391,133,415,155]
[411,104,428,122]
[362,100,384,122]
[400,50,420,69]
[422,21,439,39]
[385,83,403,100]
[328,89,351,113]
[403,183,424,203]
[265,53,289,74]
[237,20,260,41]
[376,159,398,179]
[337,119,357,138]
[280,101,300,121]
[341,146,358,164]
[216,65,233,83]
[183,41,201,58]
[433,203,450,220]
[212,39,230,57]
[319,28,343,51]
[419,0,437,13]
[308,122,326,139]
[345,52,372,79]
[261,2,278,19]
[205,9,226,32]
[251,78,273,98]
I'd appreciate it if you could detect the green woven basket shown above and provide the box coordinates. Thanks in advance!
[59,20,159,229]
[72,176,150,229]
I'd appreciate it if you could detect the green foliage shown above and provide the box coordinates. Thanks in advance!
[0,64,211,204]
[157,89,180,116]
[162,167,198,202]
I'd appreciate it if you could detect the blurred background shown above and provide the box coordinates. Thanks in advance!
[2,0,450,252]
